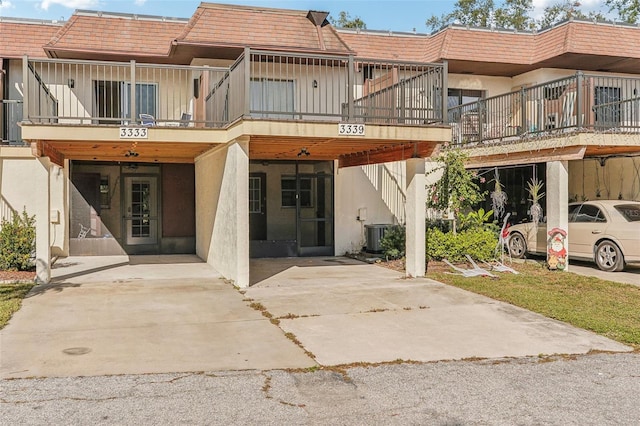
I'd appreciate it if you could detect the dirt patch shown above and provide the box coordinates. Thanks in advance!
[0,269,36,283]
[377,259,457,274]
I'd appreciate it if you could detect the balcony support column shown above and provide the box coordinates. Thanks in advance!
[405,157,426,278]
[546,160,569,271]
[35,157,51,284]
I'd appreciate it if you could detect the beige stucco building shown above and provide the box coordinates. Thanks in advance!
[2,3,640,284]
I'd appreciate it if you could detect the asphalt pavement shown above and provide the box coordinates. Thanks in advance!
[2,352,639,425]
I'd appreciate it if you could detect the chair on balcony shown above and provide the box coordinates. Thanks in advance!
[164,112,192,127]
[139,113,156,126]
[179,112,192,127]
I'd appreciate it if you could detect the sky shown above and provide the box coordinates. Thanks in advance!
[0,0,607,33]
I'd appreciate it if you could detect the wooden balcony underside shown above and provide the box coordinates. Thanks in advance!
[24,121,449,167]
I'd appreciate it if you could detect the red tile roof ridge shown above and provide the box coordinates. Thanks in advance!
[337,28,429,38]
[175,5,205,41]
[45,14,78,48]
[198,2,319,17]
[439,29,454,59]
[323,26,355,54]
[0,16,64,26]
[72,9,188,23]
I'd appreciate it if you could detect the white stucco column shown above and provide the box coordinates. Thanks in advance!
[35,157,51,284]
[195,137,249,288]
[546,160,569,271]
[405,158,426,277]
[232,138,250,288]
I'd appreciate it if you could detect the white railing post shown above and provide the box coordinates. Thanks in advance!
[22,55,29,123]
[347,54,355,121]
[130,60,136,124]
[442,61,448,124]
[244,47,251,117]
[576,71,583,128]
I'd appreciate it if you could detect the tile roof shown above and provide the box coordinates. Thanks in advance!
[44,12,187,58]
[176,3,351,54]
[344,20,640,64]
[337,31,428,61]
[0,19,63,58]
[5,3,640,76]
[560,21,640,59]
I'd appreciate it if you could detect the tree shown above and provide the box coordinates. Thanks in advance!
[330,11,367,29]
[427,0,495,31]
[426,149,485,233]
[538,0,607,28]
[605,0,640,23]
[494,0,536,30]
[427,0,610,32]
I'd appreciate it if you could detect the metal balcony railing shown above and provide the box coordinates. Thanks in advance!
[22,51,447,129]
[449,72,640,147]
[1,100,24,145]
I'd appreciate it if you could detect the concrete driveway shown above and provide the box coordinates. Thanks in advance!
[0,255,631,379]
[246,257,631,366]
[0,255,314,379]
[569,260,640,287]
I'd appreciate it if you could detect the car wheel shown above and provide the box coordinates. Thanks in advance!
[595,240,624,272]
[508,232,527,259]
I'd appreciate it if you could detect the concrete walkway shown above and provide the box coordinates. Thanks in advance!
[0,256,631,379]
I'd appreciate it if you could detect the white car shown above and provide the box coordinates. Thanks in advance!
[507,200,640,272]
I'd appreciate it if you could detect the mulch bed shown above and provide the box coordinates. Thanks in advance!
[0,269,36,283]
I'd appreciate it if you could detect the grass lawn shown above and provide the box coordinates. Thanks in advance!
[0,283,34,329]
[427,260,640,349]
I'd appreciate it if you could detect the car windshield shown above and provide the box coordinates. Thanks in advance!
[614,204,640,222]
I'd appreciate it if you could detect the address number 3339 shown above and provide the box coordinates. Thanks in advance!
[338,123,365,136]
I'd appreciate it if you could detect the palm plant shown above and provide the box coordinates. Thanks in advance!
[527,177,545,225]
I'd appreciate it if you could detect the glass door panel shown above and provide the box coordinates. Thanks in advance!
[124,176,158,246]
[298,173,333,256]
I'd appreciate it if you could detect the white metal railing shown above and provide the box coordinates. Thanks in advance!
[450,71,640,146]
[24,57,229,127]
[23,52,447,129]
[1,100,24,145]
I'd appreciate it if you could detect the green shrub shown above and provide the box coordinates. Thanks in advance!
[0,209,36,271]
[379,225,406,260]
[427,227,498,262]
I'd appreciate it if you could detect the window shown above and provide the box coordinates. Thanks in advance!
[544,84,568,101]
[281,176,312,208]
[250,78,295,118]
[100,176,110,209]
[568,204,582,222]
[447,88,484,121]
[93,81,158,123]
[573,204,606,223]
[249,176,262,213]
[594,86,621,126]
[614,204,640,222]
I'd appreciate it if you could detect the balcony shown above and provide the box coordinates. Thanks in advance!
[1,100,24,145]
[449,72,640,148]
[21,50,446,129]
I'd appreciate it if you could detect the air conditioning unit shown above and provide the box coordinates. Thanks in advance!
[365,224,392,253]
